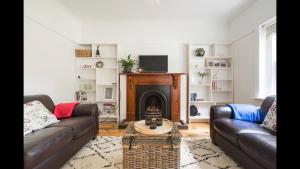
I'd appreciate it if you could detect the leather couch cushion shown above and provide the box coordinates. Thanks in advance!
[24,95,55,112]
[260,95,276,114]
[214,119,274,145]
[239,133,276,169]
[48,116,95,139]
[24,127,73,169]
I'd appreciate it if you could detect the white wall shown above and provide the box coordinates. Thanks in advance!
[81,20,229,73]
[24,17,77,103]
[24,0,81,103]
[117,43,188,73]
[229,0,276,42]
[229,0,276,105]
[24,0,81,42]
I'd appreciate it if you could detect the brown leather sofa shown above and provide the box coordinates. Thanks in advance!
[24,95,99,169]
[210,96,276,169]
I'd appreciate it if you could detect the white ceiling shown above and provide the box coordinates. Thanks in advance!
[59,0,257,22]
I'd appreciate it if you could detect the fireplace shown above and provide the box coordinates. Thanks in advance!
[124,73,182,122]
[136,85,171,120]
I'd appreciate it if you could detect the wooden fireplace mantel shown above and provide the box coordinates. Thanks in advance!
[123,73,185,122]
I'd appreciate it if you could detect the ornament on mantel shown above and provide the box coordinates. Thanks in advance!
[96,45,100,57]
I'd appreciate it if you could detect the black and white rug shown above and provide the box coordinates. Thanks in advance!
[61,136,242,169]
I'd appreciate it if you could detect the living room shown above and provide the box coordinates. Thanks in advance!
[24,0,276,169]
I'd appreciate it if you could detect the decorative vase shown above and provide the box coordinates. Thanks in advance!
[149,118,157,129]
[123,67,132,73]
[96,46,100,57]
[156,117,163,126]
[195,48,205,57]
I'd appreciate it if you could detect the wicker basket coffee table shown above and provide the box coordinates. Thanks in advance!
[122,119,182,169]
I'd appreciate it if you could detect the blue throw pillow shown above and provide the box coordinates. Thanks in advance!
[227,104,267,123]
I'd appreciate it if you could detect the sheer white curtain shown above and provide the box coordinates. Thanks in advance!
[259,18,276,97]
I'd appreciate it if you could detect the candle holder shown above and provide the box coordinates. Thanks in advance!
[149,118,157,129]
[156,117,163,126]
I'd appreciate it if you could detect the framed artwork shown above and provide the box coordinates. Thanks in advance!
[207,60,214,67]
[214,61,220,67]
[220,60,227,67]
[103,87,114,100]
[102,103,115,114]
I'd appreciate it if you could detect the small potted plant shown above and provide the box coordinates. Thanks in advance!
[119,54,137,73]
[198,72,208,83]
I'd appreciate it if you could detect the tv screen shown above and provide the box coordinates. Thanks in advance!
[139,55,168,72]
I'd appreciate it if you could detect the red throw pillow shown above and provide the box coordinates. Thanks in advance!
[54,102,80,119]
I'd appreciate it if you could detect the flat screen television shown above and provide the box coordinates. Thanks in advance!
[139,55,168,73]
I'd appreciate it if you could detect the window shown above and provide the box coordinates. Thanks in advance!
[259,17,276,98]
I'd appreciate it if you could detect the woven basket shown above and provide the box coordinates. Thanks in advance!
[75,49,92,57]
[122,121,182,169]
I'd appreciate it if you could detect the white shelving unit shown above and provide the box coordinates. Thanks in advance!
[75,44,119,123]
[188,44,233,122]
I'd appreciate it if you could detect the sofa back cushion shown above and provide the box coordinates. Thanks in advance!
[24,101,59,136]
[260,95,276,113]
[24,95,55,112]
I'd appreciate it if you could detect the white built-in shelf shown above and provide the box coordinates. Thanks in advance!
[80,101,96,104]
[81,68,96,70]
[190,84,211,87]
[96,100,117,103]
[97,84,117,86]
[192,67,231,70]
[77,57,117,59]
[97,67,117,69]
[210,67,232,70]
[97,83,117,86]
[98,57,117,59]
[80,90,96,92]
[76,57,100,59]
[79,78,96,81]
[99,114,118,118]
[188,43,233,123]
[211,79,232,81]
[189,57,205,60]
[76,43,119,123]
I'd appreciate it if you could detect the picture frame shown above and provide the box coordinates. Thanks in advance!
[103,87,114,100]
[214,61,220,67]
[102,103,115,115]
[207,60,214,67]
[220,60,227,67]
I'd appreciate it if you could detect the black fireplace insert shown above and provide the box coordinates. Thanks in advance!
[136,85,171,120]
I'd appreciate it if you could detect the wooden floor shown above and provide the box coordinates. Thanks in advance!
[98,122,209,137]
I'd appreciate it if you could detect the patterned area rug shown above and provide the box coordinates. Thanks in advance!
[61,136,242,169]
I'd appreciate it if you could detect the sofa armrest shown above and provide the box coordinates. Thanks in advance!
[210,105,233,121]
[73,104,99,136]
[210,105,233,144]
[73,104,98,117]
